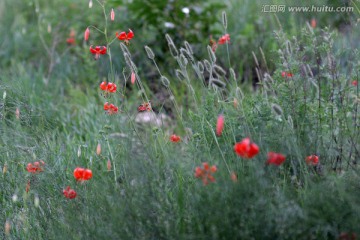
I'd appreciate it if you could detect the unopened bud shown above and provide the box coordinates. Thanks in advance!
[96,143,101,155]
[111,8,115,21]
[5,220,10,236]
[107,159,111,171]
[84,27,90,41]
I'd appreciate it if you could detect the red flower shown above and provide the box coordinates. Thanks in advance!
[209,35,218,52]
[66,37,75,45]
[266,152,286,166]
[234,138,259,159]
[281,71,293,78]
[352,80,358,86]
[311,18,317,28]
[99,81,117,93]
[89,45,107,60]
[170,134,181,143]
[110,8,115,21]
[138,102,152,112]
[63,186,77,199]
[84,27,90,41]
[218,34,230,45]
[73,167,93,181]
[104,102,119,115]
[194,162,217,185]
[216,114,224,136]
[305,154,319,166]
[26,161,45,173]
[116,29,134,45]
[338,232,357,240]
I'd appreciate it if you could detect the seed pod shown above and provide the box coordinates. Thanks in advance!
[77,146,81,158]
[271,103,283,116]
[176,69,186,81]
[207,45,216,63]
[180,54,188,67]
[204,60,211,72]
[165,34,174,45]
[287,115,293,129]
[210,78,226,88]
[161,76,170,87]
[213,64,226,76]
[197,61,204,73]
[222,11,227,29]
[168,43,178,57]
[144,45,155,60]
[120,42,131,56]
[184,41,193,55]
[230,68,236,81]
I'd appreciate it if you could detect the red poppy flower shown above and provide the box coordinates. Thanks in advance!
[116,29,134,45]
[138,102,152,112]
[63,186,77,199]
[66,37,75,45]
[26,161,45,173]
[281,71,293,78]
[311,18,317,28]
[103,102,119,115]
[218,34,230,45]
[305,154,319,166]
[352,80,358,86]
[338,232,357,240]
[234,138,259,159]
[195,162,217,185]
[216,114,224,136]
[84,27,90,41]
[266,152,286,166]
[73,167,93,181]
[89,45,107,60]
[99,81,117,93]
[170,134,181,143]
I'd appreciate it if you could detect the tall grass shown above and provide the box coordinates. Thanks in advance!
[1,0,360,239]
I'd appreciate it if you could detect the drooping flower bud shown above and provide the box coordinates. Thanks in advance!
[84,27,90,41]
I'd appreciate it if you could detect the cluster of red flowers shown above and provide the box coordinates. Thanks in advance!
[100,81,117,93]
[194,162,217,185]
[26,161,45,173]
[352,80,358,86]
[138,101,152,112]
[305,154,319,166]
[218,34,230,45]
[104,102,119,115]
[234,138,259,159]
[209,34,230,52]
[62,167,93,199]
[281,71,293,78]
[63,186,77,199]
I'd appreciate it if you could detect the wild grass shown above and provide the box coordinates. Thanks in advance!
[1,0,360,239]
